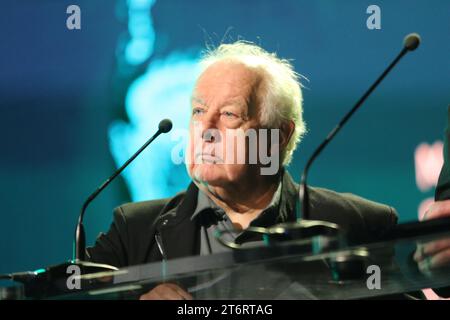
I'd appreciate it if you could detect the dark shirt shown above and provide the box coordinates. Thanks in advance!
[191,179,283,254]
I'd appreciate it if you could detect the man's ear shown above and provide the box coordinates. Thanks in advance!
[280,120,295,149]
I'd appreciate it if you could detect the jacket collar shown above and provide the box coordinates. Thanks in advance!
[153,182,199,229]
[153,183,200,260]
[154,171,300,259]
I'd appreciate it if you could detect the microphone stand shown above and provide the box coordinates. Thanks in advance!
[4,119,173,299]
[262,33,421,249]
[75,119,173,261]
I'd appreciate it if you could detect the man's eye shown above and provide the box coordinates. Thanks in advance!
[192,108,205,116]
[222,111,238,118]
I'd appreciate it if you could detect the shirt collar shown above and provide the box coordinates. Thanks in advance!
[191,173,284,227]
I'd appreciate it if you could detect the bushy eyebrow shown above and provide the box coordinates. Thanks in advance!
[191,95,246,110]
[191,96,207,107]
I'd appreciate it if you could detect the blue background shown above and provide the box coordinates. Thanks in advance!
[0,0,449,274]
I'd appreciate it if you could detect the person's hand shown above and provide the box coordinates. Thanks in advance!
[414,200,450,273]
[139,283,193,300]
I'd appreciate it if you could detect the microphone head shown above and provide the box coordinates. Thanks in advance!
[404,33,421,51]
[158,119,173,133]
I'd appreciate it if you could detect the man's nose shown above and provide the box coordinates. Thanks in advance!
[203,129,219,143]
[200,112,221,142]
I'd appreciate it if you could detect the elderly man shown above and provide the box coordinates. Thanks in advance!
[87,42,450,299]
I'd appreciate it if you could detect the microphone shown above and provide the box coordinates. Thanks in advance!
[299,33,420,221]
[253,33,421,248]
[75,118,173,261]
[0,119,173,299]
[404,33,421,51]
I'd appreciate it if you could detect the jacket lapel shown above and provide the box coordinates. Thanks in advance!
[156,183,201,260]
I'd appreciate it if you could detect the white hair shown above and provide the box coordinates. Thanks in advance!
[198,41,306,166]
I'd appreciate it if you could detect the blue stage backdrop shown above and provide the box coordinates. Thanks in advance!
[0,0,448,274]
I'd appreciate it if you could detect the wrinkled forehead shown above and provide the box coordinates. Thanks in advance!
[192,60,264,107]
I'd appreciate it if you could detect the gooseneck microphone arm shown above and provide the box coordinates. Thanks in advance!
[299,33,421,220]
[74,119,173,261]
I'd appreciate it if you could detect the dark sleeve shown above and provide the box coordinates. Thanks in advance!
[435,105,450,201]
[86,207,129,268]
[309,187,398,244]
[432,106,450,297]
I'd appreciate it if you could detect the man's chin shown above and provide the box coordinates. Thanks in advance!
[190,166,228,186]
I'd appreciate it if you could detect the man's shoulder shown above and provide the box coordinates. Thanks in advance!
[310,187,396,215]
[309,186,398,242]
[115,192,185,224]
[284,172,398,230]
[118,198,169,218]
[87,194,189,267]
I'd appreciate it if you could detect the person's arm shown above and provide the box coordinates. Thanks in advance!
[413,106,450,298]
[435,105,450,201]
[86,207,129,268]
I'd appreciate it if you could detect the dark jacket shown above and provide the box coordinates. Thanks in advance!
[87,172,398,268]
[436,106,450,201]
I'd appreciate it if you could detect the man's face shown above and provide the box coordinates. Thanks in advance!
[187,61,267,187]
